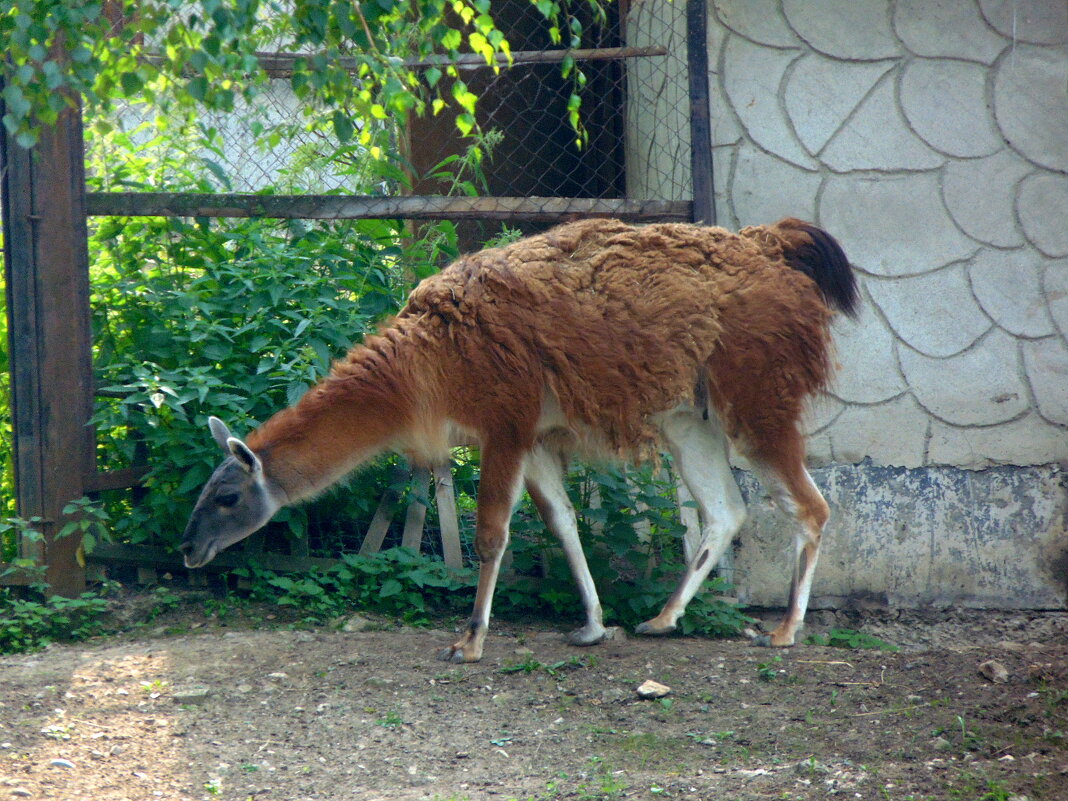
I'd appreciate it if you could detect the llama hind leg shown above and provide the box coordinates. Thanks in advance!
[636,410,747,635]
[438,446,524,663]
[524,446,607,646]
[749,439,829,648]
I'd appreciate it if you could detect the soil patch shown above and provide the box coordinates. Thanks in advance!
[1,604,1066,800]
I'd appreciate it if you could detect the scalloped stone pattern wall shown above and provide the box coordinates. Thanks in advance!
[711,0,1068,471]
[628,0,1067,609]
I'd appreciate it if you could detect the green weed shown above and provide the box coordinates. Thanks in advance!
[0,587,110,654]
[806,628,899,651]
[758,655,784,682]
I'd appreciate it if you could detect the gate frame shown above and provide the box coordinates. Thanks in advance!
[0,0,714,594]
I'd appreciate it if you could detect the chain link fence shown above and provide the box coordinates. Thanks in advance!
[88,0,694,206]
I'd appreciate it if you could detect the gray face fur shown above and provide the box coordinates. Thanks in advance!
[178,417,282,568]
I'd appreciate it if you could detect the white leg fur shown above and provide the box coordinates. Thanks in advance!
[636,410,747,635]
[524,446,608,646]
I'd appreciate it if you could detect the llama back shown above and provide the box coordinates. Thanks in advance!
[397,218,842,456]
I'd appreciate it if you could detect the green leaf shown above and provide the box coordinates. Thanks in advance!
[332,111,354,143]
[120,71,144,96]
[14,129,36,149]
[187,76,209,101]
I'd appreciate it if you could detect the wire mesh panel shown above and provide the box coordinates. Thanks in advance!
[86,0,695,208]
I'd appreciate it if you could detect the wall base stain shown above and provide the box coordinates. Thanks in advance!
[727,461,1067,611]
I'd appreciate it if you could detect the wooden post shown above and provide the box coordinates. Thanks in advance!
[686,0,716,226]
[0,94,95,596]
[433,464,463,568]
[359,465,407,555]
[401,467,431,552]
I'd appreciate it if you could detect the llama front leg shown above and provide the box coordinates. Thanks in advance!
[438,446,524,663]
[637,411,747,635]
[524,445,607,647]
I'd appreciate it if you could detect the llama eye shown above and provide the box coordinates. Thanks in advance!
[216,493,240,508]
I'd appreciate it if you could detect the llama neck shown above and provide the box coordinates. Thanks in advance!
[245,332,421,503]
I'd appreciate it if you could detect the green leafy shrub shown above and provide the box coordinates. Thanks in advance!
[806,628,899,651]
[89,210,417,549]
[0,589,110,654]
[235,547,476,626]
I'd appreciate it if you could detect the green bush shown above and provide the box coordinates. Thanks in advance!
[237,547,475,626]
[89,210,416,549]
[0,589,110,654]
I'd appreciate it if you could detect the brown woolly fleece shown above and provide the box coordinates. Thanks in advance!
[248,218,839,486]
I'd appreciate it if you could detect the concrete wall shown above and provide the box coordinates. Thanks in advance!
[628,0,1068,610]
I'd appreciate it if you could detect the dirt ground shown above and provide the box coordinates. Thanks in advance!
[1,597,1066,801]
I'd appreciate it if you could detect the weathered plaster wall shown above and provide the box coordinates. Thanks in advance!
[628,0,1068,609]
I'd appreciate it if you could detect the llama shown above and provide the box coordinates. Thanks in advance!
[180,217,859,663]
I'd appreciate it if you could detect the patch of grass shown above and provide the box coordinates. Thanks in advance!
[374,710,405,728]
[596,731,698,770]
[575,756,627,800]
[806,627,899,651]
[946,772,1014,801]
[757,655,784,682]
[499,655,596,678]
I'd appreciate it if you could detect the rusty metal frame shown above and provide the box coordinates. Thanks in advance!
[0,3,716,594]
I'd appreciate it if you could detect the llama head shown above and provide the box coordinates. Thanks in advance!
[178,417,284,568]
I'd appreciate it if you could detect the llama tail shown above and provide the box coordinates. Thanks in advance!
[768,218,860,319]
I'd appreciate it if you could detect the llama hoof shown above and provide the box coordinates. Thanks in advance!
[744,627,795,648]
[436,647,460,662]
[635,619,676,636]
[566,624,608,647]
[437,645,482,663]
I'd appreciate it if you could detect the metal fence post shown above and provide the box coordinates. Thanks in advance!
[687,0,716,226]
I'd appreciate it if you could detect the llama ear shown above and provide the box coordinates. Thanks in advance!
[227,437,262,475]
[208,416,233,452]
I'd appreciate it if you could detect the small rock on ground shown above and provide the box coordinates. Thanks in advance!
[636,679,671,699]
[979,658,1010,683]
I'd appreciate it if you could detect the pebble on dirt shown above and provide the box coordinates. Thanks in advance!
[636,679,671,699]
[172,688,213,704]
[49,758,76,769]
[341,614,374,633]
[979,658,1010,683]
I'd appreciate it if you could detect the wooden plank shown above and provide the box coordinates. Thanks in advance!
[686,0,716,226]
[88,542,340,574]
[85,193,692,222]
[0,565,38,587]
[359,466,407,555]
[433,464,463,569]
[0,81,44,569]
[143,46,668,77]
[82,465,150,493]
[401,467,431,552]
